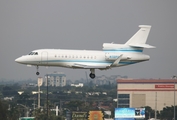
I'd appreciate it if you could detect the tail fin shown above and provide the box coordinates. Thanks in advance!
[125,25,155,48]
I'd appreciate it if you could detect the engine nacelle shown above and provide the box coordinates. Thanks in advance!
[105,53,120,60]
[103,43,125,50]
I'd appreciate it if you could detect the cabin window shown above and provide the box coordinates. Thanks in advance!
[29,52,38,55]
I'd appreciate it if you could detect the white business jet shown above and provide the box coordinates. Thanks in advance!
[15,25,155,79]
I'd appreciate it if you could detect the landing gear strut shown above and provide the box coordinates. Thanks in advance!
[89,69,95,79]
[36,66,40,75]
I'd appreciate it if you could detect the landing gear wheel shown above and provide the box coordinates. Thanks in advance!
[36,72,40,75]
[89,73,95,79]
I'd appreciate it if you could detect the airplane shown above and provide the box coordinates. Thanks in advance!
[15,25,155,79]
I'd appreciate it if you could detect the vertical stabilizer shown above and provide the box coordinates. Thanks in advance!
[125,25,151,46]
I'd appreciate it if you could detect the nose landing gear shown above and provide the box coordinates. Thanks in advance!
[36,66,40,75]
[36,72,40,75]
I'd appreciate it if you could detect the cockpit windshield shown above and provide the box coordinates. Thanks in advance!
[28,52,38,55]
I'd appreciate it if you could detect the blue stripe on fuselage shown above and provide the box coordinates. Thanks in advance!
[103,49,143,52]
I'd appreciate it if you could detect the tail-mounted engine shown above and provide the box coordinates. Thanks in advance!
[105,53,120,60]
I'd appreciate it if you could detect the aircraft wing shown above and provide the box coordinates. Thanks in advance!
[72,55,123,69]
[72,63,109,69]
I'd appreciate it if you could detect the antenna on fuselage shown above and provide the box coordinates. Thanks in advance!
[85,71,88,85]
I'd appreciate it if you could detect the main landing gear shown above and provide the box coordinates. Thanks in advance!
[36,66,40,75]
[89,69,96,79]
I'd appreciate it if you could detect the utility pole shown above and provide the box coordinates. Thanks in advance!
[38,86,40,108]
[45,75,50,120]
[155,91,157,120]
[38,77,43,108]
[34,100,35,110]
[85,71,88,85]
[47,75,49,119]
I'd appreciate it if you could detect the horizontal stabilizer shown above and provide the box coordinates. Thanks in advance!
[129,43,155,48]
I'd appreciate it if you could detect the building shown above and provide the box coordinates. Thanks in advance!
[71,83,84,87]
[44,72,66,87]
[117,79,177,110]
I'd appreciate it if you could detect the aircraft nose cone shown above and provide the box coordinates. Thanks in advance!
[15,57,23,63]
[15,58,20,63]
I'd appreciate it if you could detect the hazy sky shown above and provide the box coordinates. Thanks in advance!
[0,1,177,81]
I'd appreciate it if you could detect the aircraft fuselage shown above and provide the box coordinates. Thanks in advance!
[15,49,150,69]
